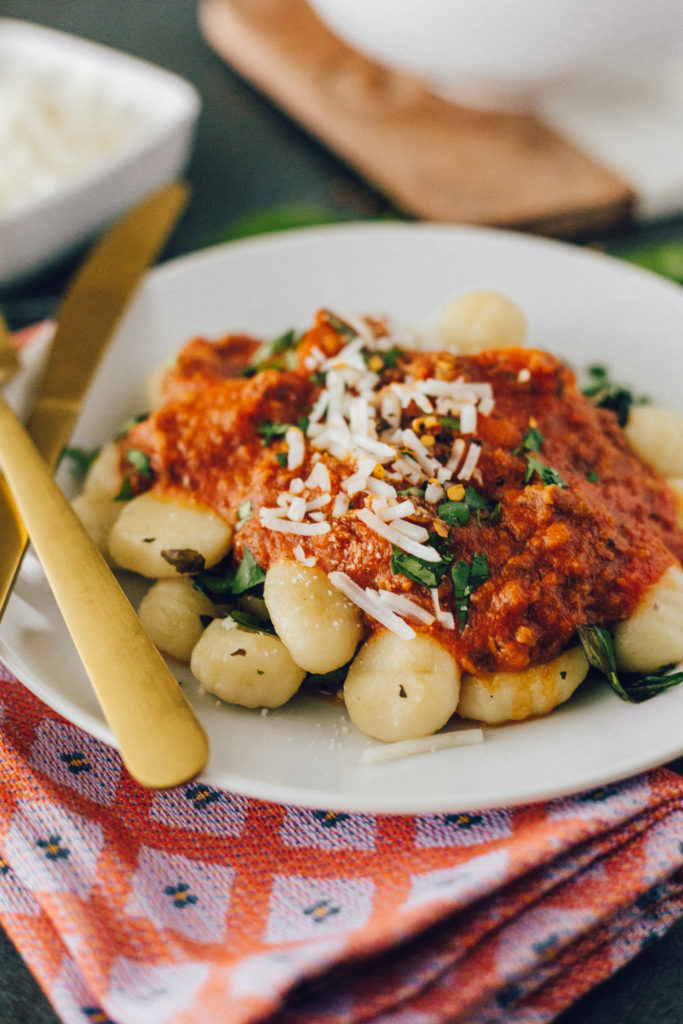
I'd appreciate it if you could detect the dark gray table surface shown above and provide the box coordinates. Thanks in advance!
[0,2,682,1021]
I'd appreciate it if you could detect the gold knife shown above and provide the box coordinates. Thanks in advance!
[0,181,189,618]
[0,181,210,788]
[0,394,209,789]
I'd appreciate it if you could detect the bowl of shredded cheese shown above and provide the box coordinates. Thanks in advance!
[0,19,200,287]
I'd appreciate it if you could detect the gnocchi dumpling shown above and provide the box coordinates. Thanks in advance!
[81,442,123,498]
[109,492,233,578]
[624,405,683,477]
[437,290,527,354]
[138,578,216,662]
[71,442,124,561]
[666,477,683,530]
[343,631,461,742]
[264,561,363,673]
[71,491,123,563]
[457,646,589,725]
[190,618,305,708]
[613,564,683,673]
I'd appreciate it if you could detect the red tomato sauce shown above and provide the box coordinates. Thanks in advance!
[121,315,683,676]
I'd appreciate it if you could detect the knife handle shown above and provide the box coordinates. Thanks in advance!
[0,393,209,789]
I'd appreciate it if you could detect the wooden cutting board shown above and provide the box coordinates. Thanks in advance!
[198,0,636,236]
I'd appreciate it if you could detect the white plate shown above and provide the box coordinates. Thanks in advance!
[2,223,683,814]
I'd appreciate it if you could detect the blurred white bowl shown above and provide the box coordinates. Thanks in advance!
[0,20,200,288]
[308,0,683,111]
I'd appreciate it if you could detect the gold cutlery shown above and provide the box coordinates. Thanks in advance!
[0,182,210,788]
[0,397,209,789]
[0,181,188,617]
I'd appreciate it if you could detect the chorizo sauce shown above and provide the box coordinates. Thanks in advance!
[121,313,683,676]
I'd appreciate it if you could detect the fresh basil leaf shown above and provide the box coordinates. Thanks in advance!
[303,665,348,692]
[161,548,206,574]
[193,548,265,599]
[578,623,683,703]
[617,667,683,703]
[192,560,236,598]
[229,609,275,634]
[61,445,100,477]
[232,548,266,595]
[391,547,452,589]
[524,453,568,488]
[275,452,288,467]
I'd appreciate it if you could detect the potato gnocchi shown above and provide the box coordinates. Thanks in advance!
[73,292,683,746]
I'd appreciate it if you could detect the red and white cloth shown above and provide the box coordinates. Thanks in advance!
[0,663,681,1024]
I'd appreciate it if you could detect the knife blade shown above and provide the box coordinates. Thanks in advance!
[0,181,189,618]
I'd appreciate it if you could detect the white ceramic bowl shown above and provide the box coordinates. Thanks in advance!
[309,0,683,111]
[0,20,200,288]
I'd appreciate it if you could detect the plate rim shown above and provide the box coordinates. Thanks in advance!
[3,219,683,813]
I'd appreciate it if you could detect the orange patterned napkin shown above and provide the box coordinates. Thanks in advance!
[0,663,682,1024]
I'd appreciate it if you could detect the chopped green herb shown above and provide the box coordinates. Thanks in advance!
[246,328,302,373]
[324,311,357,339]
[363,345,402,369]
[275,452,288,468]
[437,415,461,431]
[391,546,453,589]
[309,370,327,387]
[397,486,426,498]
[437,486,499,527]
[513,426,544,454]
[124,448,152,478]
[114,448,152,499]
[524,453,569,488]
[451,554,490,628]
[257,416,308,447]
[586,469,600,483]
[577,623,683,702]
[437,500,470,526]
[257,420,290,446]
[114,478,134,502]
[582,365,642,427]
[236,500,252,524]
[61,445,100,477]
[113,412,149,440]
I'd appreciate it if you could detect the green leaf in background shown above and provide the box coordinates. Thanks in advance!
[207,204,355,246]
[619,241,683,286]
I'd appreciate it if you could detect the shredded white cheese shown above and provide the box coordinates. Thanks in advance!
[360,728,485,763]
